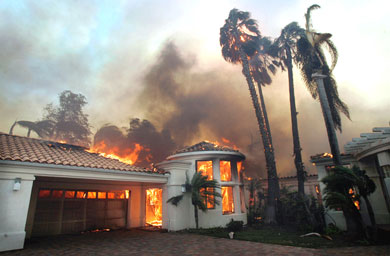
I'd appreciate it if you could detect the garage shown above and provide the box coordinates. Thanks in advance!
[32,188,129,236]
[0,133,168,252]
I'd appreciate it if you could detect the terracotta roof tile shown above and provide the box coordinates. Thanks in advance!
[174,141,239,154]
[0,133,163,174]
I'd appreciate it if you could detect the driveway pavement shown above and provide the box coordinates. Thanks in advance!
[1,229,389,256]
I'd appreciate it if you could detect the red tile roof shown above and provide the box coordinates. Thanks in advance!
[0,133,162,174]
[174,141,239,154]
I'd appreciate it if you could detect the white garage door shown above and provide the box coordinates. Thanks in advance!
[32,189,128,236]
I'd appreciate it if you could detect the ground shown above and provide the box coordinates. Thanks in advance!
[1,229,389,256]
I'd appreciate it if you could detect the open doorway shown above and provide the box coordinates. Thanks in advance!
[145,188,162,227]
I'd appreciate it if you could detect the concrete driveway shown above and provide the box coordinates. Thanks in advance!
[1,229,389,256]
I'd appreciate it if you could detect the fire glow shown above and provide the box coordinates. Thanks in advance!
[87,140,146,165]
[145,188,162,227]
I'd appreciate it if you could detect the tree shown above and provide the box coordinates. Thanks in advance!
[296,5,350,165]
[321,166,376,239]
[220,8,280,223]
[43,90,91,147]
[351,166,377,236]
[167,171,221,229]
[270,22,307,196]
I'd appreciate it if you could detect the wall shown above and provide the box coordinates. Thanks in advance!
[0,170,34,252]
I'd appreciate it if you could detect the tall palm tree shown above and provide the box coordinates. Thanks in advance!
[220,8,280,223]
[296,5,350,165]
[270,22,307,196]
[167,172,221,229]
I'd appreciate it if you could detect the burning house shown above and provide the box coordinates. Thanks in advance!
[157,141,246,231]
[0,134,246,252]
[311,126,390,231]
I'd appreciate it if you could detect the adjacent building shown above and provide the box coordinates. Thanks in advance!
[311,126,390,230]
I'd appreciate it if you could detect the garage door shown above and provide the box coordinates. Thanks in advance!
[32,189,129,236]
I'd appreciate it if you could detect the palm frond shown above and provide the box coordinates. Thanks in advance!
[166,195,184,206]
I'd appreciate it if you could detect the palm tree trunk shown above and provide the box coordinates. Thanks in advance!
[286,48,305,196]
[194,205,199,229]
[363,195,377,239]
[312,71,342,166]
[239,49,279,223]
[9,121,17,135]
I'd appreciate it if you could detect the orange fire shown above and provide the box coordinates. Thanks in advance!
[222,186,234,214]
[220,161,232,182]
[349,188,360,210]
[322,152,333,158]
[146,188,162,227]
[87,140,147,165]
[197,161,213,180]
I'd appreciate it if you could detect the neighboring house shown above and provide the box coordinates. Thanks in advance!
[0,134,246,252]
[311,126,390,230]
[259,174,321,200]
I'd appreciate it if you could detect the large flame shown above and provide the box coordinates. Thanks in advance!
[86,140,147,165]
[146,188,162,227]
[222,186,234,214]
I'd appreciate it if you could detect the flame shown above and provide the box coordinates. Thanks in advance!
[197,161,213,180]
[222,186,234,214]
[322,152,333,158]
[349,188,360,210]
[86,140,148,165]
[240,35,246,42]
[146,188,162,227]
[220,161,232,181]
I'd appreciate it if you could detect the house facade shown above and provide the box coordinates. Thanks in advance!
[0,134,246,252]
[311,126,390,230]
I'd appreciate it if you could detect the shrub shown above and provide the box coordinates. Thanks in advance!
[226,219,244,232]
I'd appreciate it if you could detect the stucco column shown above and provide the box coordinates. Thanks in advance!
[0,172,35,252]
[159,161,191,231]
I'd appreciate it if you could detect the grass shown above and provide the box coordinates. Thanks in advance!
[186,225,366,249]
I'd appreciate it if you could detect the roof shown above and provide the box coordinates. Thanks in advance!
[174,141,240,154]
[0,133,162,174]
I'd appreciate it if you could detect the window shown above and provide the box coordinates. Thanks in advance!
[38,189,51,198]
[52,190,63,198]
[76,191,86,199]
[197,161,213,180]
[237,161,243,182]
[87,192,96,199]
[222,186,234,214]
[65,191,75,199]
[220,161,232,181]
[98,192,106,199]
[200,187,215,209]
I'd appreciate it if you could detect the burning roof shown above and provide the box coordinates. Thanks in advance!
[174,141,240,154]
[0,133,163,174]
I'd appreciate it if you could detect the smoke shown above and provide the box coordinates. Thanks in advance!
[93,119,176,168]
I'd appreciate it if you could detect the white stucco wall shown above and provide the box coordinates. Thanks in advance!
[0,172,34,252]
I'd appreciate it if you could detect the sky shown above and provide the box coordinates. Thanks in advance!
[1,0,389,177]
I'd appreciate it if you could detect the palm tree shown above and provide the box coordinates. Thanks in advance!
[9,120,55,138]
[167,172,221,229]
[220,8,280,223]
[322,166,365,238]
[351,166,377,233]
[296,5,350,165]
[270,22,307,196]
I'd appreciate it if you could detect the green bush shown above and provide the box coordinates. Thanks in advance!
[226,219,244,232]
